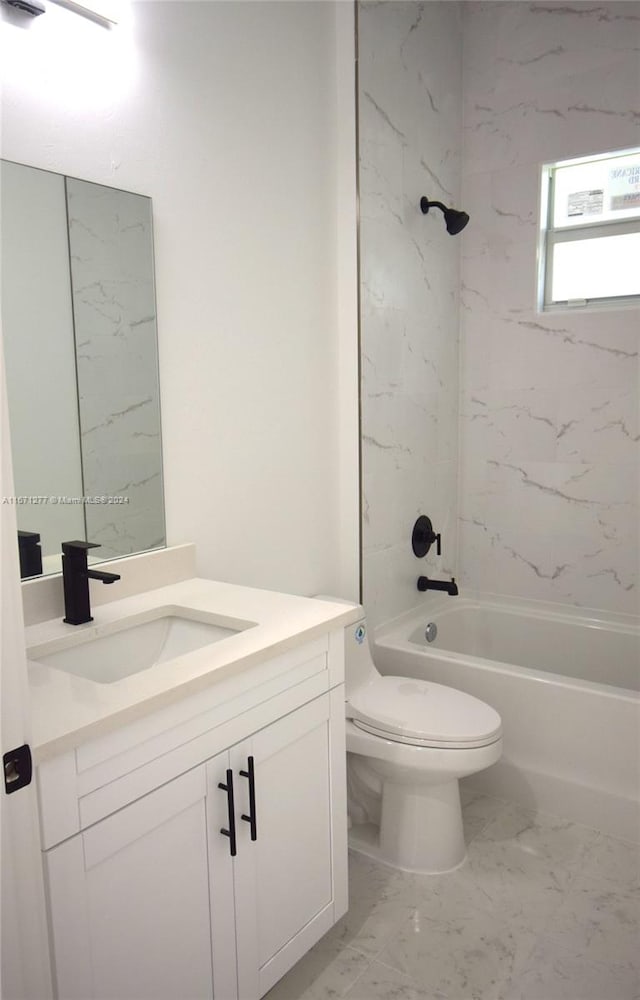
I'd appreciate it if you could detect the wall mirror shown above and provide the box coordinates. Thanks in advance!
[1,160,165,578]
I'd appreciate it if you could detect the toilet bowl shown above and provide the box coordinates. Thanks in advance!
[344,618,502,874]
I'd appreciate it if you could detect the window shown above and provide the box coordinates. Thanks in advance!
[539,148,640,310]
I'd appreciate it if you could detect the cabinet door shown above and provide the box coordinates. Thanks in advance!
[45,761,231,1000]
[232,693,338,999]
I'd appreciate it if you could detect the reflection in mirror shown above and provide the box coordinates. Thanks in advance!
[1,161,165,577]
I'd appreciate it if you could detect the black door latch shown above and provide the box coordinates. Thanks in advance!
[3,744,32,794]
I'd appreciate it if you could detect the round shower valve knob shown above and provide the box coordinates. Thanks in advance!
[412,515,441,558]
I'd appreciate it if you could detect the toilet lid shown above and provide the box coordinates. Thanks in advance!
[348,676,502,748]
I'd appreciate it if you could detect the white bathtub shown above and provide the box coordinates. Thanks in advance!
[374,594,640,842]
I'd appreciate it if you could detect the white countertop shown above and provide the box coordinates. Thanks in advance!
[26,578,361,761]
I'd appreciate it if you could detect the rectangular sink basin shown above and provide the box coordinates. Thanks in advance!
[28,607,257,685]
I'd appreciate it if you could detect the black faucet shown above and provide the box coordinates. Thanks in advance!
[18,530,43,579]
[62,541,121,625]
[417,575,458,597]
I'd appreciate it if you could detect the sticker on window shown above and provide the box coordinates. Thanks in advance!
[567,189,604,217]
[609,164,640,211]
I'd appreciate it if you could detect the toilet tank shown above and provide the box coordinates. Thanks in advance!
[312,597,379,697]
[343,618,380,697]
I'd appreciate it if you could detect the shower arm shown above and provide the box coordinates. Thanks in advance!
[422,199,447,214]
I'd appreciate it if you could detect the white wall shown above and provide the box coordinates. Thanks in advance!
[459,1,640,614]
[358,1,463,628]
[0,0,359,600]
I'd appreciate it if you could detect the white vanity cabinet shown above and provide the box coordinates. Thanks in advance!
[36,631,348,1000]
[45,760,223,1000]
[231,695,337,998]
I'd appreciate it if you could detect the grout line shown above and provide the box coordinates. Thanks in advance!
[368,952,419,981]
[340,955,376,998]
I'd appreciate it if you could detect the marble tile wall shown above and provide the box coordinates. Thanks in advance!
[459,1,640,614]
[359,1,463,628]
[67,178,165,560]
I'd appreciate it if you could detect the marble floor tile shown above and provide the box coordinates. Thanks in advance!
[343,960,444,1000]
[269,803,640,1000]
[542,873,640,973]
[459,838,572,934]
[461,790,509,843]
[443,802,602,936]
[264,939,369,1000]
[578,832,640,891]
[376,902,538,1000]
[474,800,600,872]
[503,937,640,1000]
[323,851,415,959]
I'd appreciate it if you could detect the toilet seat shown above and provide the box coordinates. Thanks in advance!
[350,718,500,749]
[348,675,502,750]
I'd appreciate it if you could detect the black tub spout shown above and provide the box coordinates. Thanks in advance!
[417,576,458,596]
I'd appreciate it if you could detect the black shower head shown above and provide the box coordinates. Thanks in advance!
[420,197,469,235]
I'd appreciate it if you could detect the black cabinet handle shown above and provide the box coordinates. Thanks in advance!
[239,756,257,841]
[218,769,237,857]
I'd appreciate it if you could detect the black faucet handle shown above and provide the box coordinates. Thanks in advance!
[18,530,41,543]
[62,540,101,553]
[412,516,442,558]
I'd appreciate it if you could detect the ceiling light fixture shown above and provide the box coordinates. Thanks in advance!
[48,0,118,25]
[1,0,45,16]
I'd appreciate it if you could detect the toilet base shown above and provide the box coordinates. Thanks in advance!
[348,778,467,874]
[346,721,502,875]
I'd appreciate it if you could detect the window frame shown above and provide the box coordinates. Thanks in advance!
[538,149,640,313]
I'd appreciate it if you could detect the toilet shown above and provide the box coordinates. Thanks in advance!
[344,617,502,874]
